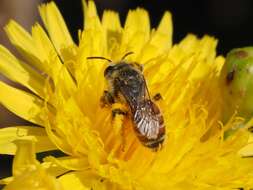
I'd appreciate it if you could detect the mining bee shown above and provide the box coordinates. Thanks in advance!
[87,52,165,151]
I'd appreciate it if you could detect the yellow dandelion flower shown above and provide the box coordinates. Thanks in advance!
[0,1,253,189]
[1,138,62,190]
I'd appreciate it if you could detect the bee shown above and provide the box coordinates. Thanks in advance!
[87,52,165,151]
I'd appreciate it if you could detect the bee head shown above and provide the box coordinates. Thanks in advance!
[104,62,127,78]
[87,52,136,78]
[104,64,115,78]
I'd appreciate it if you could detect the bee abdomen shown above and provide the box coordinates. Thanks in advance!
[144,135,165,149]
[133,100,165,150]
[135,128,165,150]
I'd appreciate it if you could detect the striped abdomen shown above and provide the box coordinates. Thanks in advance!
[132,100,165,151]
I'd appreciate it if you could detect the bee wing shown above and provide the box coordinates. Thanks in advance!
[133,100,161,139]
[143,75,152,100]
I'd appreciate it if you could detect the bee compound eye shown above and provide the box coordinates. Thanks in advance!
[104,65,114,77]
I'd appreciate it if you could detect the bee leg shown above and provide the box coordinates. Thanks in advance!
[112,108,127,117]
[111,107,127,152]
[100,90,115,107]
[153,93,162,101]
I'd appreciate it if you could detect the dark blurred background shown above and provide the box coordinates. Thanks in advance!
[1,0,253,186]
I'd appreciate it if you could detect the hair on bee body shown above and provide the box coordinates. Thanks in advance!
[87,52,165,151]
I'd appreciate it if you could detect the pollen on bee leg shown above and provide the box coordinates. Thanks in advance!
[111,103,128,133]
[104,103,128,152]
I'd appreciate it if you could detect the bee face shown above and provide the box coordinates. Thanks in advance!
[104,62,140,79]
[103,61,165,151]
[104,65,114,77]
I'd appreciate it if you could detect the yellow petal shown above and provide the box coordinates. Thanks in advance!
[83,0,102,30]
[178,35,218,80]
[58,172,90,190]
[121,8,150,58]
[153,11,173,49]
[0,45,45,98]
[5,21,49,74]
[31,23,77,95]
[239,133,253,157]
[39,2,76,61]
[0,177,13,185]
[3,171,61,190]
[44,97,105,163]
[102,11,122,33]
[31,23,63,74]
[37,4,77,82]
[44,156,90,171]
[5,21,76,93]
[3,140,62,190]
[79,0,106,68]
[138,12,173,63]
[0,81,44,125]
[0,126,56,155]
[58,171,114,190]
[102,11,122,58]
[41,161,70,178]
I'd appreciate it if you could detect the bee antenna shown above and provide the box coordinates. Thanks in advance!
[121,52,134,60]
[87,56,112,62]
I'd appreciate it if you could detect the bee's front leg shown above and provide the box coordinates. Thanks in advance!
[100,90,115,107]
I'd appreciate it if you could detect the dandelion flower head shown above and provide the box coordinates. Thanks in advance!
[0,1,253,189]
